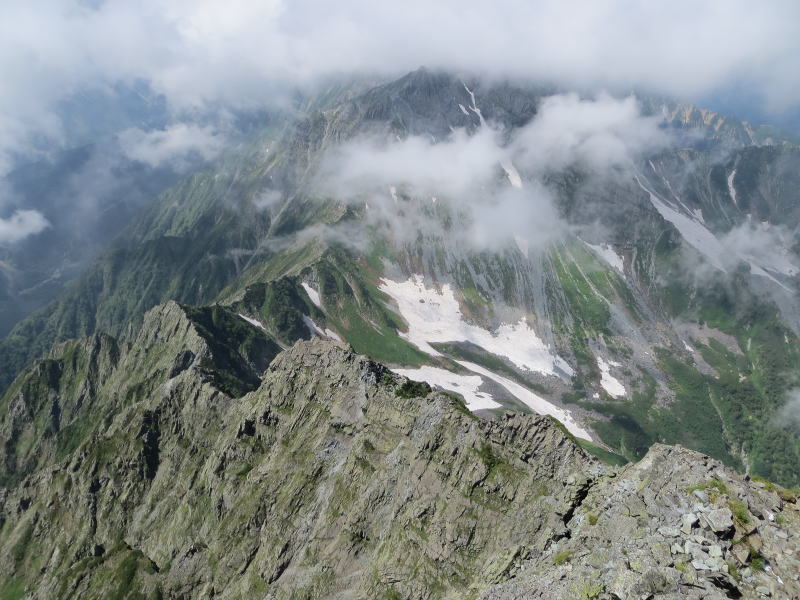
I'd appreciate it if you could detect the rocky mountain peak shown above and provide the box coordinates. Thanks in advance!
[0,319,797,598]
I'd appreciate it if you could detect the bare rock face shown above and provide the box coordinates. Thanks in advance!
[0,308,798,599]
[481,444,800,600]
[0,318,596,599]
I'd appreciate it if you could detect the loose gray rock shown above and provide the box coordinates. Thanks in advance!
[706,507,734,534]
[682,512,699,534]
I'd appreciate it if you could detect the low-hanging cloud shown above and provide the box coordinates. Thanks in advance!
[317,93,668,253]
[0,209,50,245]
[324,127,507,201]
[718,221,798,278]
[513,94,668,173]
[1,0,798,173]
[118,123,225,170]
[776,389,800,434]
[252,190,284,214]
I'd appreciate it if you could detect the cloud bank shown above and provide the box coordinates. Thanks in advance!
[118,123,226,169]
[0,210,50,245]
[317,93,667,252]
[1,0,798,171]
[777,389,800,434]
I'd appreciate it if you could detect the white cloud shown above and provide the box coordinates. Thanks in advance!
[0,210,50,244]
[0,0,798,171]
[777,389,800,433]
[318,93,664,252]
[322,126,507,201]
[252,190,284,213]
[719,220,798,278]
[511,94,668,173]
[118,123,225,169]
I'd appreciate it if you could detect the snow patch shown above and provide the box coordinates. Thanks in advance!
[740,238,798,278]
[303,315,326,337]
[597,356,626,398]
[746,262,791,290]
[727,169,738,206]
[457,360,590,439]
[301,282,322,308]
[683,341,695,353]
[389,186,399,204]
[302,315,342,342]
[378,275,573,377]
[514,235,529,258]
[458,103,470,116]
[238,313,265,330]
[462,82,485,126]
[393,366,500,411]
[501,161,522,188]
[638,176,797,283]
[325,328,343,342]
[636,176,727,271]
[584,241,624,274]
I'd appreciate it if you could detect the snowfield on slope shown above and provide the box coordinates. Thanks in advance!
[637,176,798,282]
[501,161,522,188]
[238,314,265,330]
[584,241,624,274]
[379,275,591,439]
[636,176,727,271]
[597,356,626,398]
[393,363,591,439]
[455,360,591,439]
[393,366,500,411]
[727,169,738,206]
[301,282,322,308]
[303,315,342,342]
[378,275,573,377]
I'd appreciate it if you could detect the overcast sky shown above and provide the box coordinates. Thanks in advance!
[1,0,798,174]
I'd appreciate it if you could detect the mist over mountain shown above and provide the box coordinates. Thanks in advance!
[1,3,800,599]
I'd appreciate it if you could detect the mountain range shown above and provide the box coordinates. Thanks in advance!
[1,68,799,598]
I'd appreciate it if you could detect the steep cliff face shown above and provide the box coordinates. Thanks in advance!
[0,309,797,599]
[0,308,595,599]
[0,301,280,488]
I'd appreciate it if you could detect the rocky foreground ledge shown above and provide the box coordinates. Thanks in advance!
[481,442,799,599]
[0,302,797,599]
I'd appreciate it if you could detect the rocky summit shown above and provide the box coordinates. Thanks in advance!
[0,303,797,599]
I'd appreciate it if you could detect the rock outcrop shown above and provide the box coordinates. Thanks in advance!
[0,304,797,599]
[481,444,800,599]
